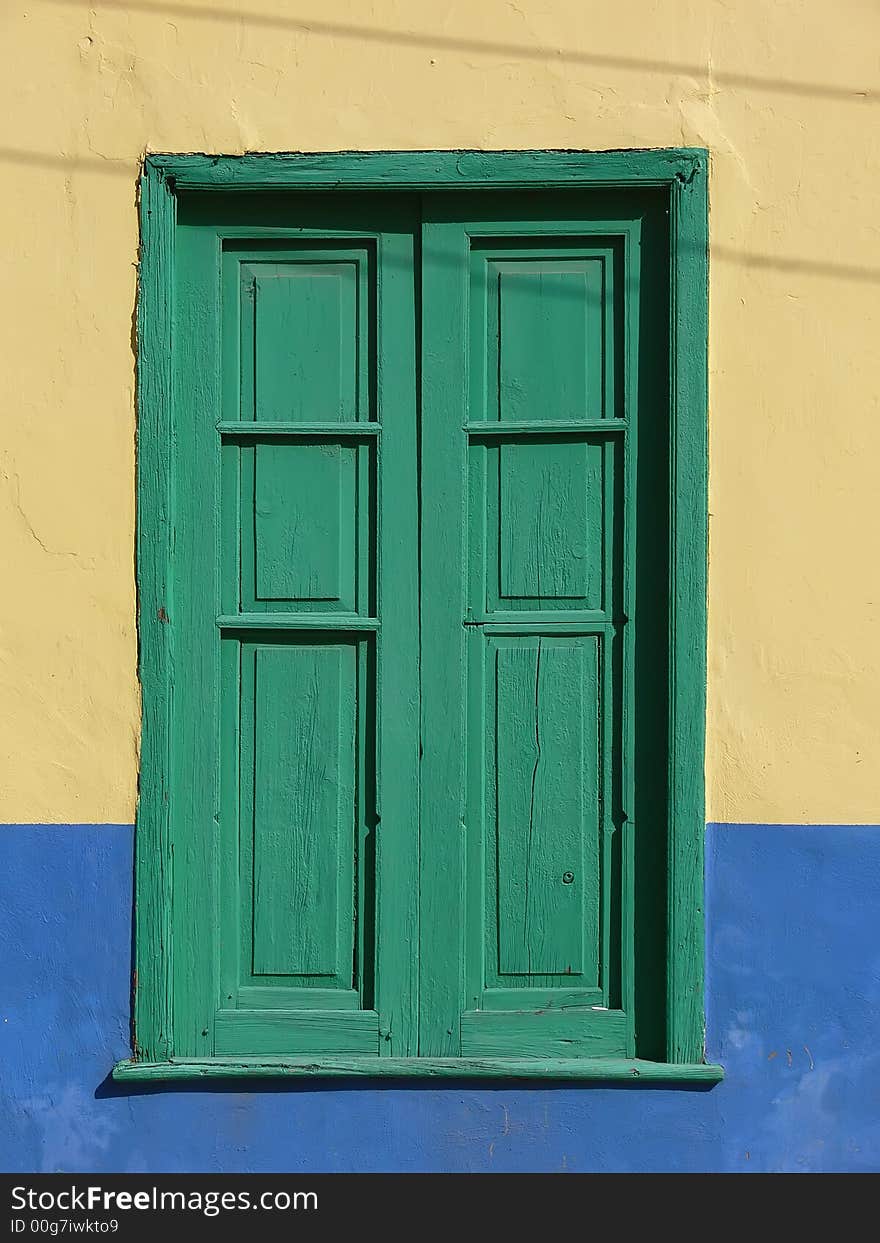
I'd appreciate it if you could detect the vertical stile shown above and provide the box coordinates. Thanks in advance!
[134,163,176,1063]
[355,636,371,1009]
[666,162,709,1064]
[171,217,224,1057]
[418,210,470,1055]
[373,213,421,1056]
[620,223,639,1044]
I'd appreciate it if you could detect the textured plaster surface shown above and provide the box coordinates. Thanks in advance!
[0,2,878,822]
[2,823,879,1172]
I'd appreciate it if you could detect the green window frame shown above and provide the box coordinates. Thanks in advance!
[116,149,719,1083]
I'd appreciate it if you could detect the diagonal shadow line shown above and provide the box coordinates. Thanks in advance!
[712,246,880,284]
[0,147,138,175]
[3,148,879,285]
[43,0,876,104]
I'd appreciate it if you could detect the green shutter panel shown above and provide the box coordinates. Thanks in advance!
[419,193,667,1060]
[172,195,420,1059]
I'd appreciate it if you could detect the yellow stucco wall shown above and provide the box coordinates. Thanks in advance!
[1,1,878,825]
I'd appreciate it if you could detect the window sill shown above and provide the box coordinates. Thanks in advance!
[113,1057,724,1083]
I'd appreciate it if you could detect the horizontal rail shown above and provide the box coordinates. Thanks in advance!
[217,421,380,437]
[465,420,626,435]
[217,614,380,631]
[467,621,616,636]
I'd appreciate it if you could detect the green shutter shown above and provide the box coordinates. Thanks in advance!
[173,194,420,1059]
[419,193,667,1060]
[128,163,710,1080]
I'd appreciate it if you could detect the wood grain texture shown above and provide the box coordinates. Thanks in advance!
[172,212,223,1059]
[214,1009,379,1056]
[467,420,625,436]
[234,246,371,425]
[235,985,360,1011]
[217,615,380,631]
[252,441,353,605]
[218,422,381,437]
[494,640,598,982]
[460,1008,627,1058]
[372,205,422,1056]
[418,210,469,1056]
[666,164,709,1065]
[250,263,357,422]
[133,160,176,1064]
[495,263,602,421]
[499,440,600,604]
[114,1057,723,1082]
[250,644,353,979]
[148,149,705,192]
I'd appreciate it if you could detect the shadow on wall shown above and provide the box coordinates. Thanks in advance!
[93,1069,717,1100]
[42,0,877,103]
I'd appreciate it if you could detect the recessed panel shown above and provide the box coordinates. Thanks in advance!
[230,438,370,613]
[252,441,355,605]
[471,436,608,615]
[249,643,357,980]
[498,263,601,420]
[489,638,600,984]
[499,439,602,603]
[253,264,356,421]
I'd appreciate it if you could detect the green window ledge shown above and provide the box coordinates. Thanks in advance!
[114,1057,724,1083]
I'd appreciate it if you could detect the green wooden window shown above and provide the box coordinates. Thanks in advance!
[117,151,719,1083]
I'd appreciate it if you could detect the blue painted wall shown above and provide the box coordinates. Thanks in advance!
[1,824,878,1172]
